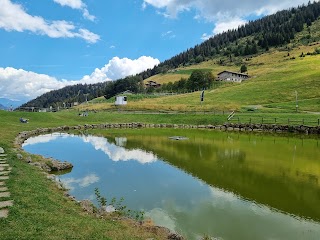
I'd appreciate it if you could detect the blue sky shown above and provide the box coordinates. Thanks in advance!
[0,0,314,105]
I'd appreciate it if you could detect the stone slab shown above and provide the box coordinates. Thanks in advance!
[0,192,10,198]
[0,187,8,192]
[0,209,9,218]
[0,147,4,154]
[0,162,6,165]
[0,167,4,171]
[0,158,7,161]
[0,154,7,157]
[0,200,13,208]
[0,171,10,176]
[0,182,4,186]
[0,176,9,181]
[0,164,9,167]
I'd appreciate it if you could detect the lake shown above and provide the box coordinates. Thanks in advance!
[22,128,320,240]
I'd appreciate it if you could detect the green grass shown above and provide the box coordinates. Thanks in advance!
[170,68,213,75]
[129,21,320,113]
[84,43,320,113]
[0,110,174,240]
[0,104,319,239]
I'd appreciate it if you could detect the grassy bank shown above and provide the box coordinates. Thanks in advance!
[0,110,178,240]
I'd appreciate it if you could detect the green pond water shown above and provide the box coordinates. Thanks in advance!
[22,129,320,240]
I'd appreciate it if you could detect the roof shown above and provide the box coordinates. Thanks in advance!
[217,70,249,77]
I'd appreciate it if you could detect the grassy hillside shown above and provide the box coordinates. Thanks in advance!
[80,41,320,112]
[76,18,320,113]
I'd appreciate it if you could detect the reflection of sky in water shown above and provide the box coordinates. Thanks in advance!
[23,133,320,240]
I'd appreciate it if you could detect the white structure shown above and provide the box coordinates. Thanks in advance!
[115,96,127,106]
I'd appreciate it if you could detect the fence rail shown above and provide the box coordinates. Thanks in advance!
[229,117,320,126]
[102,109,228,115]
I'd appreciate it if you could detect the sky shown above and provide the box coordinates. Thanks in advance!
[0,0,315,105]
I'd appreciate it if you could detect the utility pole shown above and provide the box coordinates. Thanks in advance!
[200,90,204,106]
[295,91,298,112]
[84,94,89,104]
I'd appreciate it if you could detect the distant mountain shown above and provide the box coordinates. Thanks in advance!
[0,104,7,110]
[0,98,23,109]
[21,1,320,108]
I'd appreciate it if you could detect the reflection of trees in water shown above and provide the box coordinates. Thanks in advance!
[92,130,320,221]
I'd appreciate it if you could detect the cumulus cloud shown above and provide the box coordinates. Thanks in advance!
[143,0,314,37]
[0,67,68,101]
[53,0,96,21]
[0,56,159,102]
[0,0,99,43]
[202,17,247,40]
[143,0,312,20]
[80,56,160,83]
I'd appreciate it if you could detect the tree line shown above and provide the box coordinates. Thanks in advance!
[148,70,214,93]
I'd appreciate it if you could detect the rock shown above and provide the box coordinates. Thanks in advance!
[17,154,23,160]
[80,200,94,213]
[168,233,184,240]
[0,147,4,154]
[30,162,42,168]
[105,205,116,213]
[25,156,32,163]
[46,174,56,181]
[49,160,73,172]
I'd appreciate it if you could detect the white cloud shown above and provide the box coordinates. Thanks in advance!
[82,8,96,21]
[0,67,68,101]
[0,0,99,43]
[213,18,247,35]
[201,18,247,40]
[81,56,160,82]
[53,0,85,9]
[143,0,312,21]
[162,30,176,39]
[0,56,159,102]
[143,0,314,36]
[53,0,96,21]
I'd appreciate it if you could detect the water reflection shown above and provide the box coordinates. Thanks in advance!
[23,131,320,240]
[23,133,158,164]
[63,173,100,191]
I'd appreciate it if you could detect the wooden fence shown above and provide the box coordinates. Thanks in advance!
[229,116,320,126]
